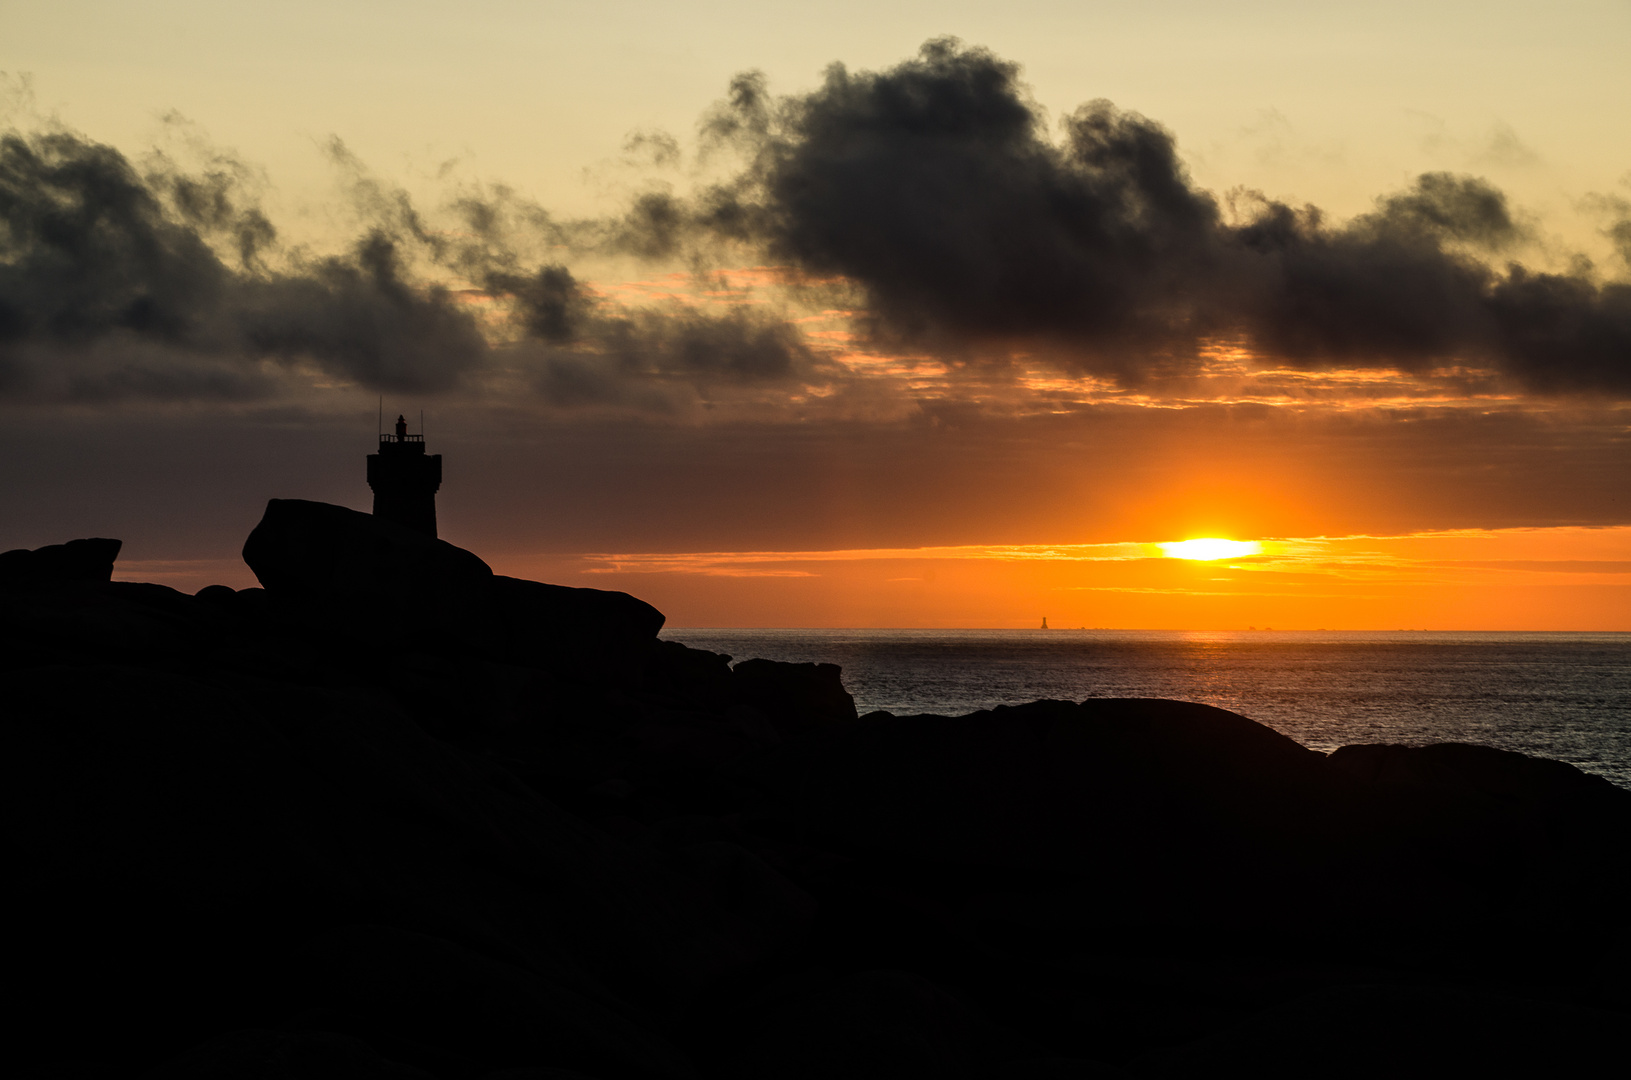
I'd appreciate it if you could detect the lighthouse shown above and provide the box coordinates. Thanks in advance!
[367,414,442,537]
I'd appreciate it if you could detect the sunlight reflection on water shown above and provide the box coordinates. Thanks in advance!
[659,629,1631,790]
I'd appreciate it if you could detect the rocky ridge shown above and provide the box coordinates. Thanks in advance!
[4,499,1628,1078]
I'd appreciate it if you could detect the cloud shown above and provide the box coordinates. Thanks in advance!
[0,122,838,408]
[688,39,1630,395]
[1586,181,1631,272]
[434,180,832,410]
[236,232,487,392]
[520,283,832,410]
[1473,122,1541,169]
[0,130,233,348]
[4,42,1628,407]
[696,41,1223,371]
[0,127,487,399]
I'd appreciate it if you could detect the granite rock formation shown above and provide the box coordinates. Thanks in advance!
[3,506,1627,1078]
[0,536,121,589]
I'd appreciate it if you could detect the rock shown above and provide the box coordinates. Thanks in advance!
[731,659,858,738]
[484,575,665,681]
[733,698,1342,888]
[242,499,492,616]
[984,1059,1132,1078]
[643,641,735,712]
[3,664,779,1068]
[0,537,121,590]
[9,503,1630,1076]
[1328,741,1629,810]
[147,1028,433,1079]
[1131,982,1629,1078]
[737,970,1026,1080]
[0,579,227,668]
[194,584,237,605]
[1326,741,1631,942]
[656,841,818,959]
[240,501,665,682]
[289,924,693,1078]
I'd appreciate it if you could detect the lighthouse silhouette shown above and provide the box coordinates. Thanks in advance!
[368,414,442,537]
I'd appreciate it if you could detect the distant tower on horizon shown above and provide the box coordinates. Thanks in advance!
[368,414,442,537]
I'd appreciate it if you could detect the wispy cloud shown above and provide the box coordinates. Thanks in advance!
[574,527,1631,586]
[580,541,1160,574]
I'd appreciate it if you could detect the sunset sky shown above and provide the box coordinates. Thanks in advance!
[3,1,1628,628]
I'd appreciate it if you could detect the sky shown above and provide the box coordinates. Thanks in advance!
[2,1,1628,628]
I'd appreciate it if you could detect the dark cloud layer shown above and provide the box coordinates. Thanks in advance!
[535,307,816,407]
[699,48,1222,369]
[3,41,1628,405]
[238,233,487,391]
[0,129,487,397]
[512,278,823,409]
[693,39,1630,393]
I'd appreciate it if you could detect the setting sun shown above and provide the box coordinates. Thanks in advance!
[1158,538,1262,561]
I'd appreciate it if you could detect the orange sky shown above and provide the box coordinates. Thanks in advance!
[113,524,1631,631]
[468,527,1629,630]
[8,19,1631,629]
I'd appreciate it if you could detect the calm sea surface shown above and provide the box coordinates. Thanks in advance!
[658,629,1631,790]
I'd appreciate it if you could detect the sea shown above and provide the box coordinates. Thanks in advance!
[658,629,1631,791]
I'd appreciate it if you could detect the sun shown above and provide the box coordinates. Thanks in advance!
[1159,538,1262,560]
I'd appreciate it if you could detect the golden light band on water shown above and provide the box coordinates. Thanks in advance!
[1159,538,1262,560]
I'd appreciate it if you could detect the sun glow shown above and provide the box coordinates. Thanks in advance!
[1158,538,1262,560]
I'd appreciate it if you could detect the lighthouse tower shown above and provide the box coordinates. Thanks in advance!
[367,415,442,537]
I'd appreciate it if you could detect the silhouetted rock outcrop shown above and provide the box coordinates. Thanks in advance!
[732,658,858,739]
[4,504,1627,1076]
[486,575,665,681]
[1130,982,1628,1078]
[732,698,1341,884]
[289,924,694,1078]
[243,498,492,610]
[0,536,121,590]
[736,969,1035,1079]
[242,499,665,683]
[148,1028,435,1079]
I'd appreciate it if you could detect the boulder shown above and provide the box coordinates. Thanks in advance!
[737,970,1024,1080]
[242,499,492,617]
[147,1028,432,1079]
[240,501,665,682]
[1327,741,1629,810]
[642,641,735,712]
[0,537,121,590]
[1131,982,1629,1078]
[485,575,665,681]
[289,924,693,1078]
[1326,741,1631,930]
[3,664,779,1067]
[0,579,228,669]
[985,1060,1132,1079]
[733,698,1340,883]
[655,841,817,959]
[194,583,238,606]
[731,659,857,739]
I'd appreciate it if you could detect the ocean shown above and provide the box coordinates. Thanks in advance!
[658,629,1631,790]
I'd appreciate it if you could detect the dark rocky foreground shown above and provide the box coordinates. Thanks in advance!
[5,500,1628,1078]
